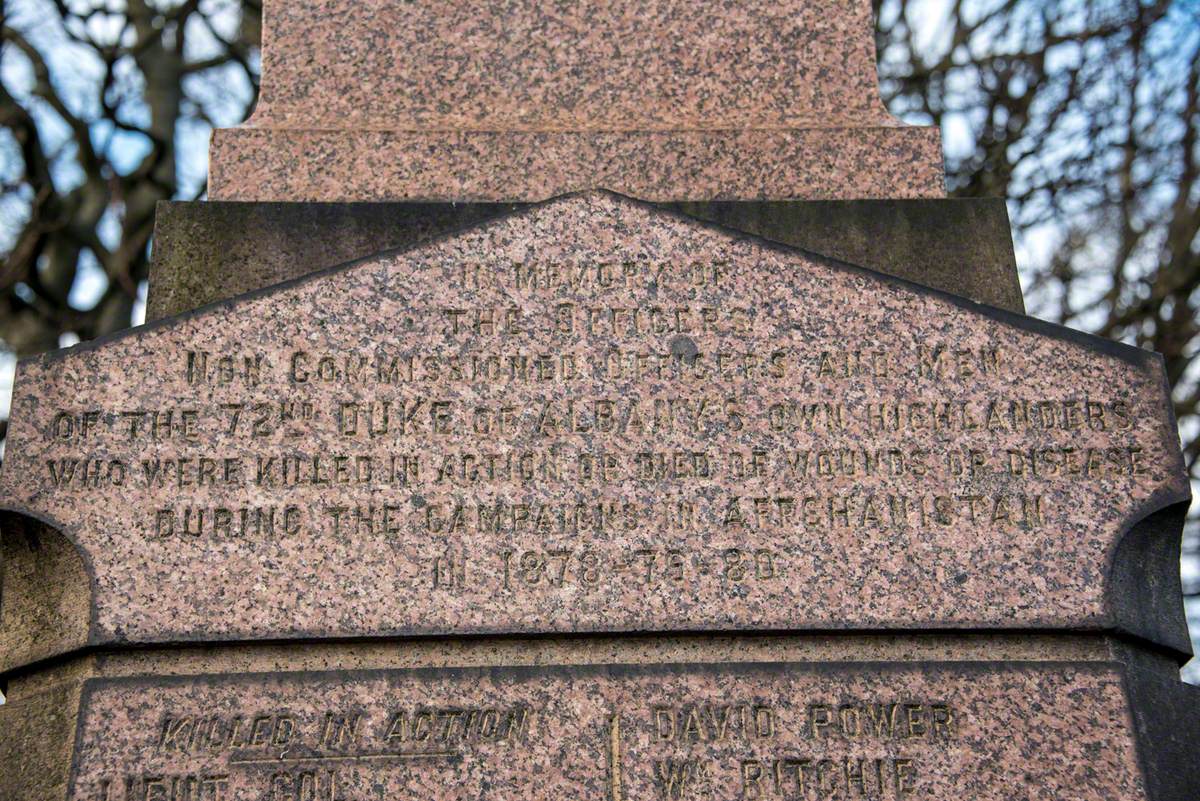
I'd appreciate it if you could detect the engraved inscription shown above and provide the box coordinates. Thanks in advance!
[71,663,1145,800]
[0,194,1185,642]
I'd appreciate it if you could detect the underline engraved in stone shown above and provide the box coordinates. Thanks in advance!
[230,750,458,765]
[609,713,623,801]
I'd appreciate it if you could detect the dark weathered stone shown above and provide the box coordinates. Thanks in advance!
[0,514,91,673]
[0,667,86,801]
[148,198,1022,321]
[670,199,1024,313]
[1120,657,1200,801]
[146,201,519,322]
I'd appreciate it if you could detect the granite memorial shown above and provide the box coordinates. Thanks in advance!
[1,1,1198,800]
[208,0,943,202]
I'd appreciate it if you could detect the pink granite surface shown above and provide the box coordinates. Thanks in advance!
[252,0,890,130]
[209,128,943,203]
[70,662,1145,800]
[0,193,1186,647]
[208,0,943,201]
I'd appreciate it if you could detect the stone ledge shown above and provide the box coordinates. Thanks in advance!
[207,127,944,203]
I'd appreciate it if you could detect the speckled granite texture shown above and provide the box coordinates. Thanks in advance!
[67,662,1145,800]
[209,0,943,201]
[0,193,1187,655]
[9,637,1200,801]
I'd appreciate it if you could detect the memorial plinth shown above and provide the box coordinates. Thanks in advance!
[3,1,1199,799]
[2,191,1198,800]
[209,0,943,202]
[68,663,1148,800]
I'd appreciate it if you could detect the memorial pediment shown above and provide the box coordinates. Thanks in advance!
[0,192,1188,664]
